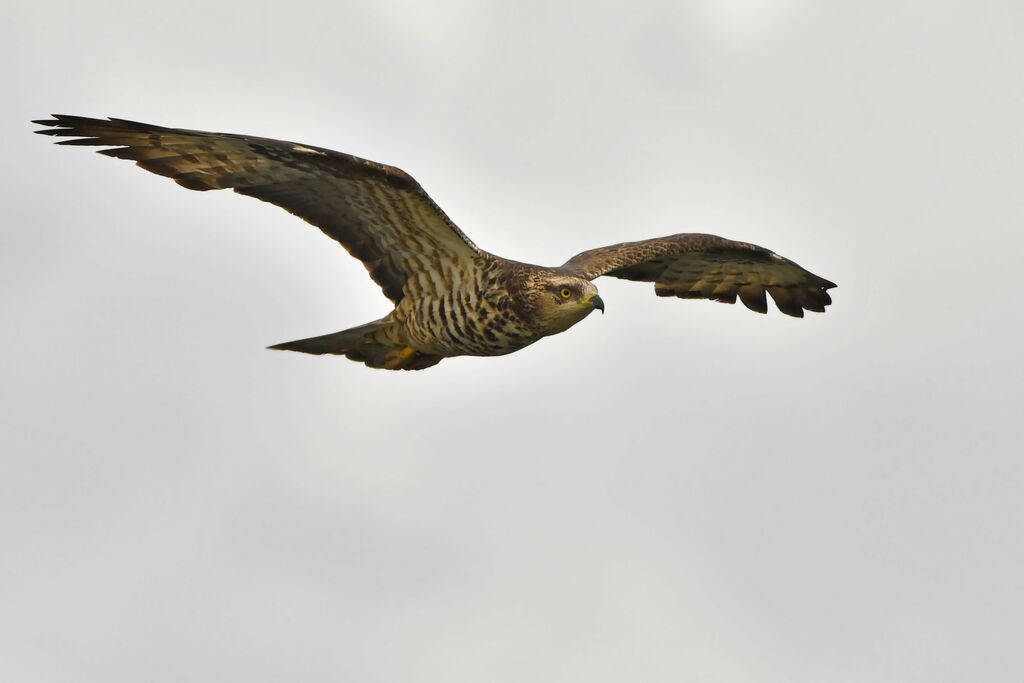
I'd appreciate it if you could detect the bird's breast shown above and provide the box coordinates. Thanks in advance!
[398,278,538,358]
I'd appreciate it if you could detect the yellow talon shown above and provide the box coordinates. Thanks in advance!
[384,346,418,370]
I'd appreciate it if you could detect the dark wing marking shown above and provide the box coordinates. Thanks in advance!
[33,115,482,303]
[561,233,836,317]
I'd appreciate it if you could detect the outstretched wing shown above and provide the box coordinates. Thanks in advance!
[33,115,482,303]
[562,233,835,317]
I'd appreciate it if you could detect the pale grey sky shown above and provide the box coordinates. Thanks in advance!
[3,1,1023,681]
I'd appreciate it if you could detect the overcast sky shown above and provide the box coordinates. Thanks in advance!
[3,1,1023,681]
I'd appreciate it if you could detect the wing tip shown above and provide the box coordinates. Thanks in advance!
[32,116,65,136]
[32,114,161,138]
[32,114,103,140]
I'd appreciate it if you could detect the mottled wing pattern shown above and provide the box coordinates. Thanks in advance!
[33,115,481,303]
[562,233,836,317]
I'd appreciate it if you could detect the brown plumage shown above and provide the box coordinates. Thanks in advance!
[34,115,836,370]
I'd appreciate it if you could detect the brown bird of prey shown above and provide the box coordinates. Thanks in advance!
[34,115,836,371]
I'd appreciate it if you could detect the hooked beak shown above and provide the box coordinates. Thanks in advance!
[590,294,605,314]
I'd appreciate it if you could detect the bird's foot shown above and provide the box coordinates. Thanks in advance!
[383,346,418,370]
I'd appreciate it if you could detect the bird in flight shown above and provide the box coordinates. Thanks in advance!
[34,115,836,370]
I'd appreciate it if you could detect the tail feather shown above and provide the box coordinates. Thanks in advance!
[268,323,380,355]
[268,320,443,370]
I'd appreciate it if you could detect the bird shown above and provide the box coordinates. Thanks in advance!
[33,115,836,371]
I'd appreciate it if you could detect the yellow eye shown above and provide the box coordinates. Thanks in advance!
[559,287,573,299]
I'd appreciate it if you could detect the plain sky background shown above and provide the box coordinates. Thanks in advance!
[3,1,1023,681]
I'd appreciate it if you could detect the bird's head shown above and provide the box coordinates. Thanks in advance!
[524,273,604,336]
